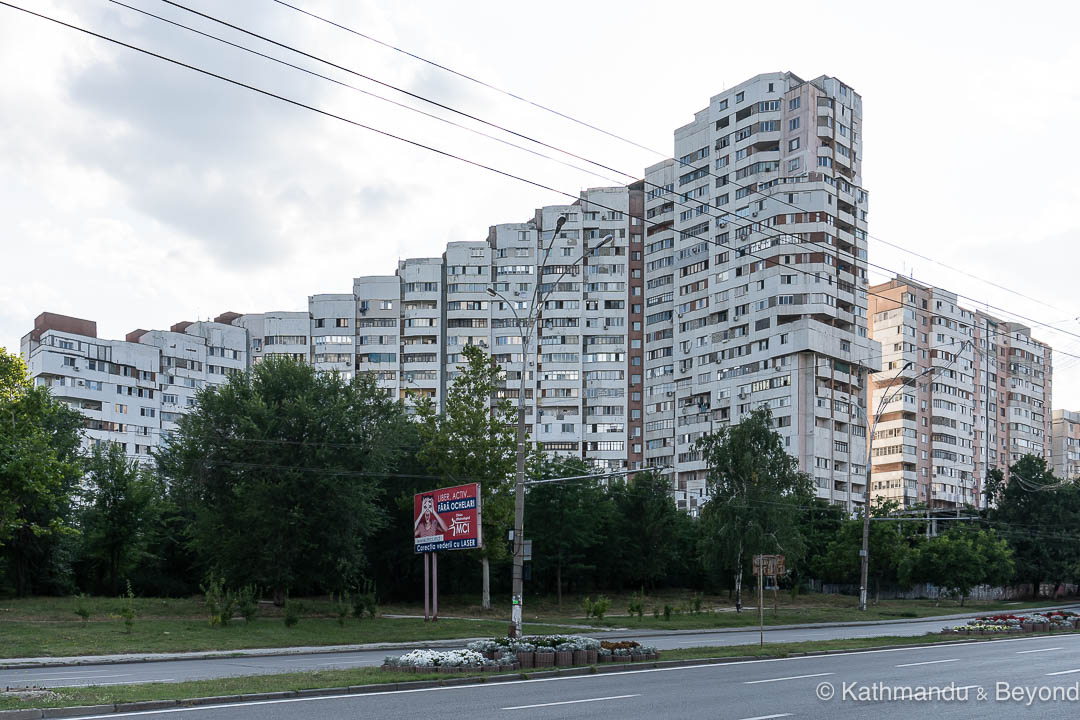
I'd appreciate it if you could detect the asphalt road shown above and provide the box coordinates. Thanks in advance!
[35,632,1080,719]
[0,613,1035,689]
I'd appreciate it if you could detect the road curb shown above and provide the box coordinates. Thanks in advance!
[2,634,1052,720]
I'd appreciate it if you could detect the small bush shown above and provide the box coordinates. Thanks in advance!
[236,585,259,624]
[284,598,300,627]
[119,581,136,633]
[583,596,593,619]
[73,594,91,625]
[333,592,351,626]
[652,606,660,619]
[663,604,673,621]
[352,579,378,620]
[692,593,704,614]
[201,572,237,627]
[628,589,645,619]
[590,595,611,622]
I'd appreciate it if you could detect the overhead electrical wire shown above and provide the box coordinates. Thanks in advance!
[148,0,1080,352]
[267,0,1075,319]
[7,0,1080,372]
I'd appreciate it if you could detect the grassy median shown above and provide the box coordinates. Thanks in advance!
[0,596,575,658]
[0,632,1051,712]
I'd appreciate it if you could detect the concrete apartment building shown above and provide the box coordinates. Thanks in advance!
[867,278,977,509]
[342,186,643,471]
[1052,409,1080,479]
[644,72,880,511]
[867,276,1054,509]
[20,312,247,462]
[973,312,1052,480]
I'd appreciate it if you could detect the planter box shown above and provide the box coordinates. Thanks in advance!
[535,652,555,667]
[587,649,598,664]
[1022,623,1034,632]
[555,651,573,667]
[597,654,610,663]
[516,651,534,668]
[631,654,645,662]
[572,650,588,665]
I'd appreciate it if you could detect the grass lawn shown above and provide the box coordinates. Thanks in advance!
[0,596,575,658]
[0,632,1058,712]
[2,591,1071,658]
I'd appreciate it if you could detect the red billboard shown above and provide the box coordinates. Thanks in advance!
[414,483,482,553]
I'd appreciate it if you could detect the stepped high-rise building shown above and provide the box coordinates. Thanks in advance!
[644,72,878,511]
[21,72,913,512]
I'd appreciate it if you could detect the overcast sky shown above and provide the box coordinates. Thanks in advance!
[2,0,1078,407]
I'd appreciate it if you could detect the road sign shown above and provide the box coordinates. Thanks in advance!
[752,554,786,576]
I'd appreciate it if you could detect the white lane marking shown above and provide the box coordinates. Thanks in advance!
[19,673,130,681]
[1046,668,1080,676]
[56,634,1080,719]
[47,679,176,688]
[744,672,834,684]
[736,715,793,720]
[1018,647,1063,654]
[4,670,121,678]
[503,693,640,710]
[895,659,959,668]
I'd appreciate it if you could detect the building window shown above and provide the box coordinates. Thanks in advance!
[789,117,800,131]
[735,91,744,104]
[789,96,801,110]
[788,138,800,151]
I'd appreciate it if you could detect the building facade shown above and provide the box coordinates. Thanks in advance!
[1051,409,1080,479]
[643,72,880,511]
[867,276,1054,509]
[20,312,246,462]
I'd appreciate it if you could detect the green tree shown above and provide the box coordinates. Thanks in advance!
[0,348,83,596]
[816,498,923,601]
[156,358,407,600]
[984,455,1080,596]
[525,455,613,607]
[901,527,1014,605]
[415,344,515,609]
[609,470,684,591]
[77,444,163,595]
[696,408,813,611]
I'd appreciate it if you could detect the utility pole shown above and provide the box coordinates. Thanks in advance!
[494,216,612,637]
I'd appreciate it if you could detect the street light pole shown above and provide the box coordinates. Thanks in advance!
[858,341,966,611]
[859,360,911,612]
[490,218,612,637]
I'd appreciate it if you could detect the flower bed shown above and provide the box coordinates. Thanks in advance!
[942,610,1079,636]
[384,635,660,673]
[381,648,518,673]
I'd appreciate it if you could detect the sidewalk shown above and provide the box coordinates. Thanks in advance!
[5,603,1076,669]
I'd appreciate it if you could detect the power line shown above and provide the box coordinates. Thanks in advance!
[269,0,1074,319]
[10,1,1080,373]
[105,1,621,188]
[158,1,1080,348]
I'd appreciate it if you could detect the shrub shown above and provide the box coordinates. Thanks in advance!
[201,572,236,627]
[583,596,593,620]
[236,585,260,624]
[628,589,645,619]
[284,598,300,627]
[663,604,673,621]
[590,595,611,622]
[333,592,351,626]
[652,605,660,619]
[73,594,91,625]
[119,581,136,634]
[692,592,704,614]
[352,579,378,620]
